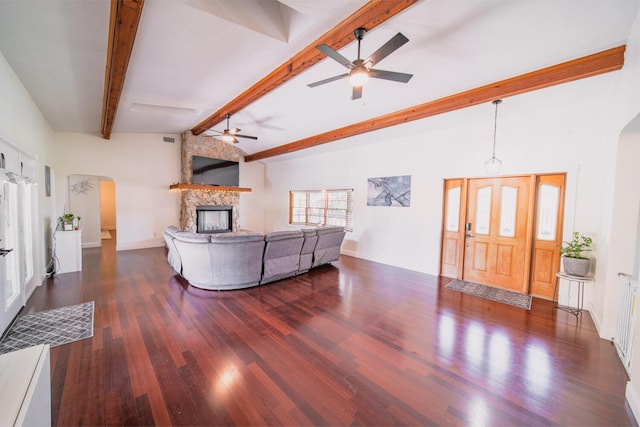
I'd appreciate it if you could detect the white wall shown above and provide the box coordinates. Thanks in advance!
[603,7,640,420]
[52,133,267,250]
[264,73,616,274]
[0,50,57,291]
[67,174,103,248]
[53,132,181,251]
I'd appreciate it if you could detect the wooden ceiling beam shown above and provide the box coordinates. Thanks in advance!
[101,0,144,140]
[191,0,420,135]
[244,45,626,162]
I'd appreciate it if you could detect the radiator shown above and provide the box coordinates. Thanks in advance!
[614,272,639,374]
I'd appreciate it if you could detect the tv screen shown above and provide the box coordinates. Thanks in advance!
[192,156,239,186]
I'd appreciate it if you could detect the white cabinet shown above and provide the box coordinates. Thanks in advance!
[0,344,51,426]
[55,229,82,273]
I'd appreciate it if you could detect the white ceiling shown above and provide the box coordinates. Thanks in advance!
[1,0,638,159]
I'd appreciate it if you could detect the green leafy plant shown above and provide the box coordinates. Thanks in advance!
[560,231,592,259]
[59,213,80,224]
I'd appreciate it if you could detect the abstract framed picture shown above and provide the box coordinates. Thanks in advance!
[367,175,411,207]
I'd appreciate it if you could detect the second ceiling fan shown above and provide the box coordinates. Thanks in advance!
[308,27,413,100]
[209,114,258,144]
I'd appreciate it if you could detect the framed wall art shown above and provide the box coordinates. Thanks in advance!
[367,175,411,207]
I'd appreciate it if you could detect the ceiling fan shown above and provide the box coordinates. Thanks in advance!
[209,114,258,143]
[308,27,413,100]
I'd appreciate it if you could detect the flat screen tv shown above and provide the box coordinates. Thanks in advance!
[191,156,239,186]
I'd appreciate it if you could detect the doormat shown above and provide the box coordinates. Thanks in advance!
[0,301,94,354]
[445,280,532,310]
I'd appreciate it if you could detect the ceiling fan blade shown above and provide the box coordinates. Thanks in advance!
[369,68,413,83]
[234,134,258,140]
[316,44,354,69]
[365,32,409,66]
[208,129,223,134]
[352,85,362,100]
[307,73,349,88]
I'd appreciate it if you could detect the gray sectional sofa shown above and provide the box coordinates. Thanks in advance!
[163,225,345,290]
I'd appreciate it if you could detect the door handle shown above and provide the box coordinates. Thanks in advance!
[465,234,475,238]
[0,248,13,257]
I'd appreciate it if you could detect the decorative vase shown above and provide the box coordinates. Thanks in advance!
[562,257,591,277]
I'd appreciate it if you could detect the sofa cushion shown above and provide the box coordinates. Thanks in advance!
[312,226,345,267]
[265,229,303,242]
[165,225,182,238]
[298,228,318,274]
[207,236,265,289]
[261,230,304,284]
[162,227,183,274]
[209,232,264,244]
[175,231,210,243]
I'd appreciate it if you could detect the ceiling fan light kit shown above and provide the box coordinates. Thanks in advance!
[308,27,413,100]
[349,63,369,87]
[209,113,258,144]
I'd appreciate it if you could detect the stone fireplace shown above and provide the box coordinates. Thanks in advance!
[176,131,249,233]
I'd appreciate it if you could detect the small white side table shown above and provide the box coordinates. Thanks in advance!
[55,229,82,273]
[554,272,594,316]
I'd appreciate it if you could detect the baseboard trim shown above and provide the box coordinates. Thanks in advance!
[116,241,165,251]
[626,381,640,424]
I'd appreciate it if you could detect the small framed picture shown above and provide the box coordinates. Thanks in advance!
[45,165,51,197]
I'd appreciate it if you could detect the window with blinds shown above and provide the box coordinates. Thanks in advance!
[289,189,353,231]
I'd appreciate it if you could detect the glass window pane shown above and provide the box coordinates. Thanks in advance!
[499,186,518,237]
[537,184,560,241]
[309,193,325,208]
[446,186,461,232]
[292,194,306,207]
[289,189,353,231]
[475,186,492,235]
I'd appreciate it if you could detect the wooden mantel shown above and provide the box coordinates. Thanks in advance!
[169,184,252,193]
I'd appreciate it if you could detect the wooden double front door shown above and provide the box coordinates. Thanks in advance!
[440,174,565,299]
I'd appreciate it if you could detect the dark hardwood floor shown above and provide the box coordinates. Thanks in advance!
[25,236,636,426]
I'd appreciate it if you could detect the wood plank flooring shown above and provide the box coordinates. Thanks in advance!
[23,236,636,426]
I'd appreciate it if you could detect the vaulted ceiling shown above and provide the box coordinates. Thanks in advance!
[0,0,638,161]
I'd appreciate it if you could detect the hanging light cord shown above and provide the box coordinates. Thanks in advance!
[491,99,502,159]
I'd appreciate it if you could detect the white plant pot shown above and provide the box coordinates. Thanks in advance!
[562,257,591,277]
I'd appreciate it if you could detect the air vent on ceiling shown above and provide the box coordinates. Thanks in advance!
[163,136,175,143]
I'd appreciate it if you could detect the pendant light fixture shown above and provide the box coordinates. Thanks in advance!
[484,99,503,175]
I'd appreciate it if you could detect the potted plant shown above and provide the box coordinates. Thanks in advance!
[559,231,593,277]
[59,213,80,231]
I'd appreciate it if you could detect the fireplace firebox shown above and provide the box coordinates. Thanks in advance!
[196,206,233,233]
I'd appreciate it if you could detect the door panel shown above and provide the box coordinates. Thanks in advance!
[441,174,565,297]
[440,179,465,278]
[530,175,566,299]
[1,180,24,333]
[463,177,533,293]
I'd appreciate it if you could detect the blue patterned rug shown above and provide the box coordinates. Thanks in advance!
[445,280,532,310]
[0,301,94,354]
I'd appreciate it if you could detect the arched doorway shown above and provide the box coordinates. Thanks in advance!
[67,174,116,248]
